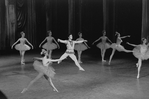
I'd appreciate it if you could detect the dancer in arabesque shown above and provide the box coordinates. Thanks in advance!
[92,30,112,62]
[21,49,59,93]
[127,38,149,79]
[57,34,87,71]
[39,30,60,58]
[74,32,90,63]
[108,32,132,65]
[11,31,33,65]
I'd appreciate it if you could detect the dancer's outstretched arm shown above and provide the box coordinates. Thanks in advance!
[11,39,20,49]
[48,59,59,62]
[127,42,138,47]
[120,35,130,39]
[39,37,47,47]
[57,39,67,44]
[92,37,101,45]
[75,40,87,44]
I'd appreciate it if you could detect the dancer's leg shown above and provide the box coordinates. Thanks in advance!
[78,51,82,63]
[48,50,52,59]
[137,59,142,79]
[101,49,106,62]
[48,78,58,92]
[43,75,58,92]
[118,45,132,53]
[69,54,85,71]
[21,73,43,93]
[58,53,68,64]
[22,51,25,64]
[108,49,116,65]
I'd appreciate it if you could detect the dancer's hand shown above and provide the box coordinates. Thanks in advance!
[126,42,130,44]
[127,35,130,37]
[11,46,13,49]
[57,39,60,42]
[84,40,87,42]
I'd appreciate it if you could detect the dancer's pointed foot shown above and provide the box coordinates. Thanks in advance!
[79,68,85,71]
[102,60,106,62]
[136,63,138,67]
[21,88,27,93]
[137,75,140,79]
[108,61,111,65]
[53,88,59,92]
[78,61,82,63]
[58,60,62,64]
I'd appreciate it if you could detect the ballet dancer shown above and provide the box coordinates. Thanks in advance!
[92,30,112,62]
[39,30,60,58]
[57,34,87,71]
[11,31,33,65]
[21,49,59,93]
[127,38,149,79]
[74,32,90,63]
[108,32,132,65]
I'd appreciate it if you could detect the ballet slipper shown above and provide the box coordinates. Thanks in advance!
[79,68,85,71]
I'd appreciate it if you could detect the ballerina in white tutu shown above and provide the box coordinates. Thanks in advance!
[127,38,149,79]
[57,34,86,71]
[39,30,60,58]
[21,49,59,93]
[108,32,132,65]
[74,32,90,63]
[92,30,112,62]
[11,31,33,65]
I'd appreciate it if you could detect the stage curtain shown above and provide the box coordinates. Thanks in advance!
[142,0,149,40]
[0,0,7,50]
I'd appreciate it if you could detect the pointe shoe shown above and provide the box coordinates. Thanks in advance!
[136,63,138,67]
[102,60,106,62]
[79,68,85,71]
[137,75,140,79]
[78,61,83,63]
[53,88,59,92]
[58,60,62,64]
[21,88,27,93]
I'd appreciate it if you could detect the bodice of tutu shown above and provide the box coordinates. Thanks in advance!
[46,37,53,43]
[139,45,148,54]
[19,38,26,44]
[101,36,107,43]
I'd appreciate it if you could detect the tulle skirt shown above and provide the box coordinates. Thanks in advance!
[132,46,149,60]
[42,43,57,50]
[15,44,30,51]
[97,42,111,49]
[74,43,88,51]
[33,60,55,78]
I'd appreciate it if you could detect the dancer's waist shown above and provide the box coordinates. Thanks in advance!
[66,50,74,54]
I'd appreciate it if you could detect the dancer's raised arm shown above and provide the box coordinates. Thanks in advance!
[127,42,138,47]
